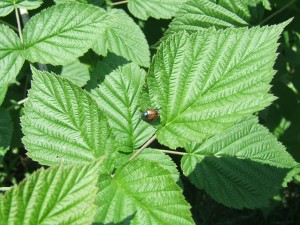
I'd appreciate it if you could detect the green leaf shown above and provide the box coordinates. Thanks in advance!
[0,1,14,17]
[147,22,288,149]
[60,59,90,87]
[0,162,100,225]
[93,9,150,67]
[164,0,264,36]
[91,63,155,152]
[14,0,43,9]
[22,3,106,65]
[0,85,7,106]
[0,24,25,86]
[139,148,180,182]
[54,0,104,6]
[181,116,297,209]
[21,67,113,166]
[0,108,13,163]
[95,158,194,224]
[0,0,42,17]
[127,0,187,20]
[262,0,272,10]
[85,53,129,91]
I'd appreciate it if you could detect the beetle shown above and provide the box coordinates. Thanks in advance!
[140,109,159,122]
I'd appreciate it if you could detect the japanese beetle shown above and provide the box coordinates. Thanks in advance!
[140,109,159,122]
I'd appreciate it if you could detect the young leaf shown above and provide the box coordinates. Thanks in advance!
[0,162,100,225]
[92,9,150,67]
[21,67,113,166]
[60,59,90,87]
[0,24,24,86]
[95,158,194,225]
[22,3,106,65]
[127,0,187,20]
[147,22,288,149]
[91,63,155,152]
[0,0,42,17]
[181,116,297,209]
[0,108,13,163]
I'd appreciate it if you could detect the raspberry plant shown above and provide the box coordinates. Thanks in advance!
[0,0,299,224]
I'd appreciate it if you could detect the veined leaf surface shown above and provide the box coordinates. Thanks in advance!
[0,24,24,86]
[0,163,99,225]
[128,0,187,20]
[93,9,150,67]
[21,67,113,166]
[0,0,42,17]
[91,63,155,152]
[158,0,264,45]
[139,148,180,182]
[95,158,194,225]
[181,116,297,209]
[22,3,106,65]
[147,22,288,149]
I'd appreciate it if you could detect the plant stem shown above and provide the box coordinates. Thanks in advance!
[7,97,29,111]
[260,0,296,25]
[0,19,18,32]
[18,8,48,71]
[110,0,128,6]
[158,149,187,156]
[129,134,157,161]
[18,97,28,105]
[15,7,23,43]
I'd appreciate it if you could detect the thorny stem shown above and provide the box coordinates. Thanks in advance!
[158,149,186,156]
[110,0,128,6]
[260,0,296,25]
[15,7,23,43]
[129,134,157,161]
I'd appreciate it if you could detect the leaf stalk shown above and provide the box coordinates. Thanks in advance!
[158,149,186,156]
[14,7,23,43]
[110,0,128,6]
[129,134,157,161]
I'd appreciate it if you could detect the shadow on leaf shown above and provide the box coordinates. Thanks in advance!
[187,156,291,209]
[93,214,135,225]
